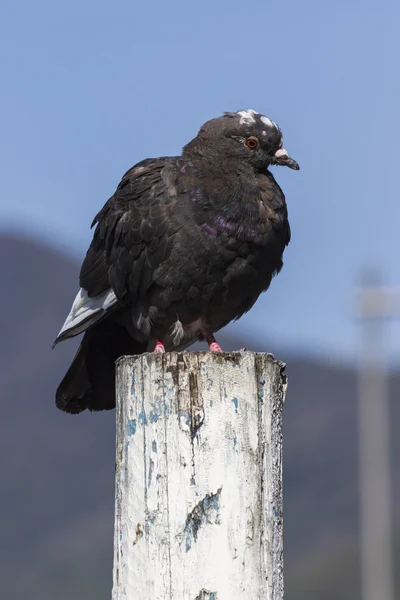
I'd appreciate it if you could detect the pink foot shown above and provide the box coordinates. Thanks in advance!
[154,340,165,353]
[209,342,222,352]
[206,334,222,352]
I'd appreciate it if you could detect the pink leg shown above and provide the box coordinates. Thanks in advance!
[154,340,165,353]
[206,334,222,352]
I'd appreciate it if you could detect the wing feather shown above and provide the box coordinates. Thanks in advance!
[55,158,178,344]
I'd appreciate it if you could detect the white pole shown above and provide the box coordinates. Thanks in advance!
[357,274,395,600]
[112,351,286,600]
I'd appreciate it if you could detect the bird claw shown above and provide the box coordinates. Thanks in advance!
[209,342,222,352]
[206,334,222,352]
[154,340,165,353]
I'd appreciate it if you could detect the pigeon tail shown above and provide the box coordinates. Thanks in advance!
[56,319,147,414]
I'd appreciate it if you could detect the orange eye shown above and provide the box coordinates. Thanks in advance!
[245,136,259,150]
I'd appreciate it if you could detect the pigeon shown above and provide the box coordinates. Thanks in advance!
[54,109,299,414]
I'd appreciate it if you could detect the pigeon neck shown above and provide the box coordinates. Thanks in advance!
[182,143,256,179]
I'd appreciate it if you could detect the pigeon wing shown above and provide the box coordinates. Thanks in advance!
[54,158,176,344]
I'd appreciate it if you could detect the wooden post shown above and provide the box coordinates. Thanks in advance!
[112,351,286,600]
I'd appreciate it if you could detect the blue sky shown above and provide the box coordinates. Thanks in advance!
[1,0,399,362]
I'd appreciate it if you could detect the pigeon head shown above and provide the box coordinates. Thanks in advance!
[184,109,299,172]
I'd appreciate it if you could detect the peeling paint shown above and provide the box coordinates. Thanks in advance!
[232,396,239,414]
[165,363,179,386]
[191,409,204,438]
[246,506,254,542]
[195,590,218,600]
[163,402,173,417]
[233,434,238,452]
[273,505,281,520]
[179,410,191,429]
[127,419,136,436]
[152,440,157,453]
[189,371,199,399]
[146,509,158,526]
[138,411,148,425]
[183,488,222,552]
[148,458,154,488]
[132,523,143,546]
[149,409,159,423]
[189,372,205,438]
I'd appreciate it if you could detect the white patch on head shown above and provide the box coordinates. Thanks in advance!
[260,115,278,129]
[262,130,267,136]
[56,287,118,339]
[237,109,258,125]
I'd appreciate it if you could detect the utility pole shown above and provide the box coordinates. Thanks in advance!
[357,270,398,600]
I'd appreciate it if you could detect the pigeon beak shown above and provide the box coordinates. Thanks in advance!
[272,148,300,170]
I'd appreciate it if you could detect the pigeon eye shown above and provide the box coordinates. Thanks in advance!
[245,136,259,150]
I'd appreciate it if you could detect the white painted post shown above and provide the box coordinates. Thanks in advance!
[112,351,286,600]
[356,275,397,600]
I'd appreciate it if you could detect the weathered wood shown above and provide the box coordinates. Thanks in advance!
[112,351,286,600]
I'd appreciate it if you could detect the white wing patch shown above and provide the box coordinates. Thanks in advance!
[237,109,258,125]
[56,287,118,338]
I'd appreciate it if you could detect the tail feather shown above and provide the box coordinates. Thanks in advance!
[56,320,147,414]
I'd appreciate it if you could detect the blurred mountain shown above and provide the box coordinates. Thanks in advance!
[0,233,398,600]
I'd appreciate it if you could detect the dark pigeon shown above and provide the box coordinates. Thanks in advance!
[54,109,299,414]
